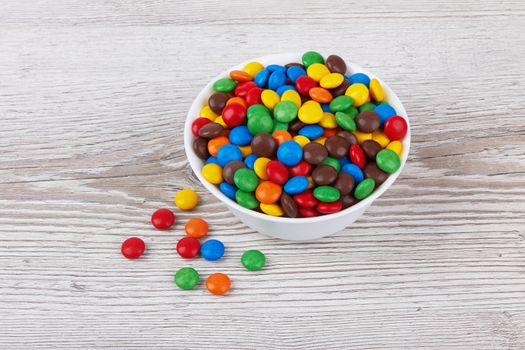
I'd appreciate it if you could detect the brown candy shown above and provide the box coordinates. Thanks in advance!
[325,135,350,158]
[251,133,277,158]
[289,119,305,132]
[341,194,359,209]
[363,162,389,185]
[312,165,337,185]
[222,160,246,184]
[326,55,347,74]
[336,130,358,145]
[280,193,298,218]
[303,142,328,165]
[361,139,382,159]
[198,122,223,138]
[193,137,210,159]
[329,79,350,97]
[333,172,355,195]
[285,62,305,69]
[208,92,230,115]
[356,110,381,133]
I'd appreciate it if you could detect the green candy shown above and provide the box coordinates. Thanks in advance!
[247,104,270,119]
[234,168,258,192]
[247,114,273,134]
[329,96,353,112]
[273,101,298,123]
[313,186,341,202]
[335,112,357,131]
[359,103,376,112]
[273,121,289,132]
[236,190,259,209]
[213,78,236,93]
[354,178,375,200]
[241,250,266,271]
[302,51,324,68]
[320,157,341,172]
[342,106,358,118]
[174,267,199,290]
[376,149,401,173]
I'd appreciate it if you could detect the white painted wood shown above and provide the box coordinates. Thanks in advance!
[1,0,524,348]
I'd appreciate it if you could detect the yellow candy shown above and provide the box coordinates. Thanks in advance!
[201,163,223,184]
[293,135,310,148]
[345,83,369,107]
[306,176,314,189]
[242,61,264,78]
[298,100,323,124]
[319,73,344,89]
[254,157,271,180]
[261,89,280,110]
[369,78,384,102]
[353,130,373,144]
[215,116,227,128]
[371,130,390,148]
[174,189,199,210]
[313,136,326,145]
[386,140,403,156]
[281,90,302,109]
[319,112,337,128]
[200,105,218,121]
[306,63,331,82]
[259,203,284,217]
[239,145,252,158]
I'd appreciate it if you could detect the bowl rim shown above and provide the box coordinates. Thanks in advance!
[184,52,410,223]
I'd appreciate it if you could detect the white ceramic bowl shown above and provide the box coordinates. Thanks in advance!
[184,53,410,241]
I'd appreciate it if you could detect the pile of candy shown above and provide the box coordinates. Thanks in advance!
[120,188,266,295]
[192,51,407,218]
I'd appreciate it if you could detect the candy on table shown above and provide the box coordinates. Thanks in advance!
[200,239,225,261]
[151,208,175,230]
[174,267,200,290]
[176,236,201,259]
[241,250,266,271]
[121,237,145,259]
[174,189,199,210]
[184,217,209,238]
[193,51,407,218]
[206,273,231,295]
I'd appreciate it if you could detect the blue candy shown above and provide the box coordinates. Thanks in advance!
[277,140,303,166]
[342,163,364,184]
[374,103,397,125]
[254,69,269,88]
[266,64,286,73]
[206,156,220,165]
[216,144,242,167]
[276,85,297,96]
[298,125,324,139]
[349,73,371,87]
[244,154,257,170]
[321,103,331,112]
[338,156,351,167]
[220,182,237,200]
[268,70,286,91]
[200,239,225,261]
[229,125,253,146]
[283,176,309,195]
[286,66,307,83]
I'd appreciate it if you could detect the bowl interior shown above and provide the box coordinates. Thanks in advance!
[184,52,410,223]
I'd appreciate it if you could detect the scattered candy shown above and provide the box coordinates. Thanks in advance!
[121,237,145,259]
[184,218,208,238]
[174,267,200,290]
[174,189,199,210]
[151,208,175,230]
[176,236,201,259]
[206,273,231,295]
[200,239,225,261]
[241,250,266,271]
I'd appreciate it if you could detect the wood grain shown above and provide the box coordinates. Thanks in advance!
[1,0,525,349]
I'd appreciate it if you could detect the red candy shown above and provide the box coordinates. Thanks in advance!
[293,190,318,208]
[176,237,201,259]
[289,160,311,177]
[384,116,407,140]
[121,237,145,259]
[151,208,175,230]
[245,87,263,106]
[266,160,289,185]
[235,81,257,98]
[316,200,343,214]
[192,117,211,137]
[295,76,317,96]
[349,144,366,169]
[222,103,247,127]
[298,206,318,218]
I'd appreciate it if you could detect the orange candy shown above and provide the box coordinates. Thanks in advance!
[207,135,230,157]
[184,218,209,238]
[229,70,253,82]
[272,130,292,145]
[226,96,247,109]
[255,181,282,204]
[323,127,340,137]
[206,273,231,295]
[309,87,333,103]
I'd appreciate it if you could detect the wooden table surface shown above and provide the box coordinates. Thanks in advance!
[1,1,524,349]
